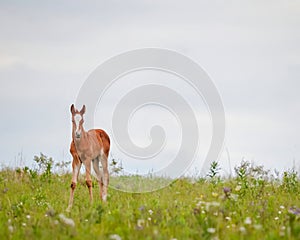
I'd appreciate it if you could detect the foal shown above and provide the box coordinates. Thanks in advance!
[67,104,110,211]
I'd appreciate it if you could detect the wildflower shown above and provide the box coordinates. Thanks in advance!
[59,213,75,227]
[196,201,205,208]
[274,217,279,221]
[278,211,282,214]
[26,215,31,219]
[244,217,252,225]
[22,223,26,227]
[148,209,153,215]
[280,205,285,209]
[230,194,238,201]
[8,225,13,233]
[288,207,300,215]
[239,226,246,233]
[223,187,231,197]
[207,228,216,233]
[138,205,145,211]
[212,192,218,197]
[137,219,145,229]
[225,216,231,221]
[235,185,242,192]
[109,234,122,240]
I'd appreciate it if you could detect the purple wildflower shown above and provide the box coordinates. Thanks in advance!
[223,187,231,197]
[289,207,300,215]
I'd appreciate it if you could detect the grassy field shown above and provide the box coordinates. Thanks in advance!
[1,157,300,239]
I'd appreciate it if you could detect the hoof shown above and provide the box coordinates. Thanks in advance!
[66,206,72,212]
[102,194,107,202]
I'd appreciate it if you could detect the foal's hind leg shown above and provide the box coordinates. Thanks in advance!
[100,153,109,201]
[92,157,104,201]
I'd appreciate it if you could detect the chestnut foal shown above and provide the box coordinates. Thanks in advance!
[67,104,110,211]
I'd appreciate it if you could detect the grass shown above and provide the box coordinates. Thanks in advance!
[0,160,300,239]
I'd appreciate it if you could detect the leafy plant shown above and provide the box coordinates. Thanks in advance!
[33,153,54,181]
[207,161,221,185]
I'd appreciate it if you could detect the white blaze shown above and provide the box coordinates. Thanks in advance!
[74,114,82,135]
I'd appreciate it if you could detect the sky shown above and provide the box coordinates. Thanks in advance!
[0,0,299,177]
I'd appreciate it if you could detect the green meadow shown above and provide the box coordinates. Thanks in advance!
[1,154,300,240]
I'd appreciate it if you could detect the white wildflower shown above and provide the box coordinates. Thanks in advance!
[239,226,246,233]
[244,217,252,225]
[274,217,279,221]
[137,219,145,228]
[26,215,31,219]
[230,194,238,201]
[109,234,122,240]
[280,205,285,209]
[148,209,153,215]
[8,225,13,233]
[207,228,216,233]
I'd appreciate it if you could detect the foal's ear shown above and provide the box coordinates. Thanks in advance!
[80,105,86,115]
[70,104,76,114]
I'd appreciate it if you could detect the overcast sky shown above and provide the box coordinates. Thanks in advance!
[0,0,299,176]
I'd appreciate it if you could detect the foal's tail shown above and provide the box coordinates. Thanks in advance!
[96,129,110,156]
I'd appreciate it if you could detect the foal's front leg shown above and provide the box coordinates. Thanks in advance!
[84,159,93,202]
[67,148,81,212]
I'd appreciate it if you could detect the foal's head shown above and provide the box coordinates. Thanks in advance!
[70,104,86,139]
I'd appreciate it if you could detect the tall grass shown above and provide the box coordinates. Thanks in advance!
[0,156,300,239]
